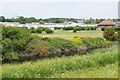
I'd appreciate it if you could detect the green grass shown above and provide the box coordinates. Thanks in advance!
[37,30,103,39]
[2,44,118,78]
[51,62,118,78]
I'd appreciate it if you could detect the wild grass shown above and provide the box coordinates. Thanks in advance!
[2,44,118,78]
[51,62,118,78]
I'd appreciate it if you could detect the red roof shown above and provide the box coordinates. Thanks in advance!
[97,20,116,26]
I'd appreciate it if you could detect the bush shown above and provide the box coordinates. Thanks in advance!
[63,27,73,30]
[73,27,77,33]
[2,26,31,62]
[76,27,82,31]
[29,27,36,33]
[85,27,89,30]
[101,27,104,31]
[103,27,117,41]
[71,36,83,48]
[115,27,120,31]
[42,37,78,56]
[43,38,77,50]
[90,27,97,30]
[81,27,86,30]
[81,37,110,49]
[36,27,42,33]
[54,27,62,30]
[45,28,54,34]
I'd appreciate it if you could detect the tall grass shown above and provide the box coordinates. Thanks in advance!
[2,44,118,78]
[52,62,118,78]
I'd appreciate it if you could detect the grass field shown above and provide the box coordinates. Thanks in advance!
[2,44,118,78]
[37,30,103,39]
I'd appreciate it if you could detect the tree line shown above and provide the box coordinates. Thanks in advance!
[0,16,119,24]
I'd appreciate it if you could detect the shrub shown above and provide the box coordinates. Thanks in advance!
[103,27,117,41]
[81,27,86,30]
[101,28,104,31]
[41,37,78,56]
[2,26,31,62]
[85,27,89,30]
[43,38,77,50]
[45,28,54,34]
[29,27,36,33]
[71,36,83,48]
[115,27,120,31]
[82,37,107,49]
[90,27,97,30]
[76,27,82,31]
[36,27,42,33]
[73,27,77,33]
[63,27,73,30]
[42,27,47,31]
[54,27,62,30]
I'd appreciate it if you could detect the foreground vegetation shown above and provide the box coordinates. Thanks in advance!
[2,44,118,78]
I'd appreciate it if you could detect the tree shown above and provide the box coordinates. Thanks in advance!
[55,19,65,23]
[84,19,92,24]
[25,18,32,23]
[29,17,37,22]
[17,16,26,24]
[0,16,5,22]
[39,20,44,24]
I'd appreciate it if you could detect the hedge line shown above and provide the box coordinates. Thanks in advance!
[101,27,120,31]
[62,26,97,31]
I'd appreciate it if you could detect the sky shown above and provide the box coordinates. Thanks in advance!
[0,0,119,19]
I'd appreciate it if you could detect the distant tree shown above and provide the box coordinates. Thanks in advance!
[84,19,92,24]
[99,19,105,23]
[16,16,26,24]
[55,19,65,23]
[29,17,37,22]
[95,19,100,24]
[39,20,44,24]
[25,18,32,23]
[0,16,5,22]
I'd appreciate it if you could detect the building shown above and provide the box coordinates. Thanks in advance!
[97,20,116,30]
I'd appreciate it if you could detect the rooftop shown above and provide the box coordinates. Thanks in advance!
[97,20,116,26]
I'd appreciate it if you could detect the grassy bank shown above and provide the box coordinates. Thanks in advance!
[2,44,118,78]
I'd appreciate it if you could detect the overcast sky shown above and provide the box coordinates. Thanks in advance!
[0,0,119,19]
